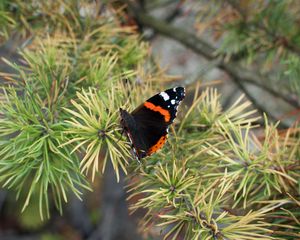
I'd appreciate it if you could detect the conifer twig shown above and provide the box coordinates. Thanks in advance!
[225,0,300,57]
[123,1,299,125]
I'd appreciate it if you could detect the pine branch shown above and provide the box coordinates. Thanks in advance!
[225,0,300,57]
[124,1,299,125]
[1,2,299,239]
[127,87,299,239]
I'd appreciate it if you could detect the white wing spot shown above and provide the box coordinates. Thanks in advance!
[171,99,176,105]
[160,92,170,101]
[173,87,177,92]
[168,105,170,108]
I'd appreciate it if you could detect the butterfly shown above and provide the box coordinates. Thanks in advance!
[120,86,185,160]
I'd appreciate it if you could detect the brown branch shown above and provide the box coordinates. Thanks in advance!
[88,160,142,240]
[242,78,300,108]
[144,0,183,40]
[130,7,216,60]
[145,0,179,11]
[231,76,289,128]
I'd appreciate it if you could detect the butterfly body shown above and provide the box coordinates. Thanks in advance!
[120,86,185,160]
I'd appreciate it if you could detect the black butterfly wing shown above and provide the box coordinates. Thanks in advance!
[131,86,185,157]
[133,86,185,124]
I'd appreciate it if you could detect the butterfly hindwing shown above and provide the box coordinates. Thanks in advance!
[132,107,168,157]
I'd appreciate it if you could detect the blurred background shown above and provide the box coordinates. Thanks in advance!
[0,0,300,240]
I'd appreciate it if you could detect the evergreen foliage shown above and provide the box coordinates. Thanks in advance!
[0,0,150,219]
[128,89,299,239]
[0,1,299,239]
[195,0,300,98]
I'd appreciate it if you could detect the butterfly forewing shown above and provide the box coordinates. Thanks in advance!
[133,86,185,124]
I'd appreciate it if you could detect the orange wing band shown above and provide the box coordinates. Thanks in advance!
[147,135,167,155]
[144,102,170,122]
